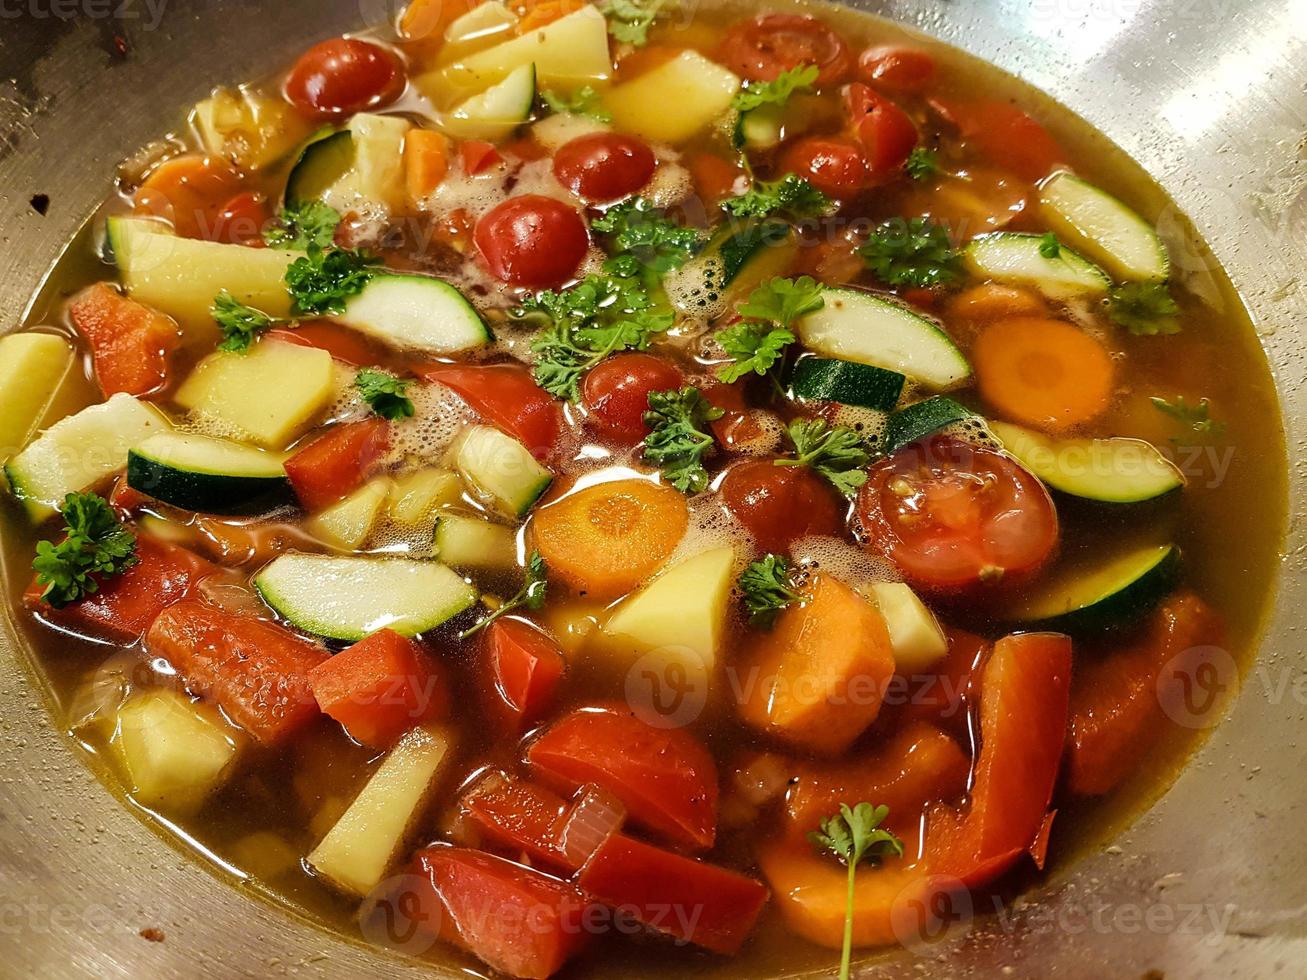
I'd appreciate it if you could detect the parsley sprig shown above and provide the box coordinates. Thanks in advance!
[859,217,963,289]
[264,201,341,251]
[541,86,612,123]
[591,198,702,276]
[285,244,381,317]
[32,492,139,608]
[599,0,674,46]
[905,147,939,181]
[212,290,274,352]
[460,551,548,639]
[808,803,905,980]
[1038,232,1062,259]
[722,173,833,221]
[1151,394,1224,439]
[1108,281,1180,335]
[777,419,870,496]
[642,386,723,493]
[732,64,818,113]
[716,276,824,384]
[739,554,807,629]
[356,368,415,421]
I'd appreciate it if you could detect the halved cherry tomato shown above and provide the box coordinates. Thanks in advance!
[283,418,391,512]
[417,362,561,459]
[482,617,566,733]
[778,136,870,198]
[284,38,406,120]
[719,14,852,86]
[553,132,656,205]
[719,459,845,553]
[930,97,1065,183]
[132,154,245,240]
[474,195,589,289]
[581,353,684,443]
[212,191,270,246]
[844,83,918,179]
[527,705,718,851]
[857,435,1058,594]
[858,46,937,91]
[267,322,378,366]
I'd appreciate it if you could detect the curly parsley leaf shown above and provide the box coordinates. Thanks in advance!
[541,86,612,123]
[1038,232,1062,259]
[32,492,139,609]
[599,0,674,46]
[642,386,723,493]
[460,550,548,639]
[904,147,940,181]
[859,217,963,289]
[777,419,870,496]
[264,200,341,251]
[1151,395,1224,439]
[285,244,381,317]
[717,322,795,384]
[739,554,807,629]
[591,198,703,276]
[732,64,819,113]
[356,368,415,421]
[1108,281,1181,336]
[212,290,274,353]
[736,274,825,326]
[722,173,833,221]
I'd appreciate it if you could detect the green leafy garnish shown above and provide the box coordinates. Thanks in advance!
[591,198,703,276]
[1038,232,1062,259]
[356,368,415,421]
[599,0,674,46]
[541,86,612,123]
[1108,281,1181,335]
[859,217,963,289]
[264,201,341,250]
[212,290,274,353]
[642,386,723,494]
[738,554,807,629]
[904,147,939,181]
[285,244,381,317]
[716,276,825,384]
[460,551,548,639]
[732,64,819,113]
[776,419,870,496]
[32,492,139,609]
[808,803,905,980]
[737,274,825,326]
[1150,395,1224,438]
[722,173,833,220]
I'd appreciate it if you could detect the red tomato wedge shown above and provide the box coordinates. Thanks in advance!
[410,846,590,980]
[25,536,214,643]
[779,136,870,198]
[857,435,1058,594]
[308,629,447,748]
[930,98,1066,183]
[481,618,566,733]
[527,705,718,851]
[460,771,572,869]
[283,417,391,512]
[719,14,852,86]
[268,322,377,366]
[578,833,770,955]
[844,83,918,179]
[417,362,561,459]
[212,191,270,246]
[68,283,181,398]
[146,597,328,745]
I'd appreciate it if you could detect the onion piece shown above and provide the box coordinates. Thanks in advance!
[557,783,626,869]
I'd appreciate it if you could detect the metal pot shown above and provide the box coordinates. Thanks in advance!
[1,1,1304,976]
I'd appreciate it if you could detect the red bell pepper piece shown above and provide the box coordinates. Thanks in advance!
[460,140,503,175]
[145,597,328,745]
[68,283,180,398]
[284,417,391,512]
[108,473,150,518]
[410,846,590,979]
[24,536,214,643]
[416,362,560,459]
[308,628,447,748]
[578,833,769,955]
[267,322,379,366]
[481,618,565,733]
[460,771,572,869]
[527,704,718,851]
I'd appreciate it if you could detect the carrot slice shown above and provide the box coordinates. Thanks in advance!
[516,0,586,33]
[132,154,244,240]
[400,0,476,43]
[529,479,689,600]
[405,128,450,203]
[946,283,1046,322]
[972,315,1114,432]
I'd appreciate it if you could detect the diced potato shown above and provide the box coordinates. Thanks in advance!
[864,582,949,673]
[434,512,518,572]
[110,688,244,817]
[0,333,75,463]
[307,723,455,896]
[604,51,740,144]
[307,477,394,551]
[324,113,410,213]
[175,340,335,449]
[388,467,463,525]
[192,86,314,170]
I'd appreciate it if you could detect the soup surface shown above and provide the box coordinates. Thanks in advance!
[0,0,1287,977]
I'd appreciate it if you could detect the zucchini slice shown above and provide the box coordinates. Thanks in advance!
[797,288,971,391]
[442,63,536,142]
[670,221,793,317]
[964,232,1111,299]
[883,396,973,454]
[990,421,1184,503]
[1010,543,1179,632]
[452,425,553,518]
[1040,172,1169,282]
[255,553,478,641]
[789,356,905,413]
[127,432,292,515]
[334,274,490,354]
[285,129,355,206]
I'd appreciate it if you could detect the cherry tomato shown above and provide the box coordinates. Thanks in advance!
[132,154,244,240]
[845,83,918,179]
[474,195,588,289]
[417,362,562,459]
[778,137,870,198]
[720,460,845,553]
[857,435,1058,594]
[719,14,852,86]
[553,133,656,205]
[211,191,269,246]
[929,98,1065,183]
[582,353,684,443]
[858,46,937,91]
[285,38,406,120]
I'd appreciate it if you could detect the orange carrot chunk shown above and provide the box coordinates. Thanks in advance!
[405,128,450,203]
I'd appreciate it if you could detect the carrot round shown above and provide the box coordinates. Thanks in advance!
[972,316,1114,432]
[947,283,1046,322]
[529,479,689,600]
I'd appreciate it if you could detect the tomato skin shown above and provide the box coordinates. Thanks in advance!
[581,353,684,443]
[553,132,656,205]
[719,459,845,553]
[474,195,589,289]
[267,322,377,366]
[779,136,870,198]
[845,83,918,179]
[284,38,406,120]
[481,618,566,733]
[719,14,852,86]
[858,46,937,91]
[929,98,1065,183]
[857,435,1058,594]
[132,154,244,240]
[212,191,270,245]
[417,362,561,459]
[460,140,502,175]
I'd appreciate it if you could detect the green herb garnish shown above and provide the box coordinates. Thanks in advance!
[1150,394,1224,438]
[599,0,674,46]
[591,198,702,276]
[859,217,963,289]
[32,492,139,609]
[721,173,833,221]
[1108,281,1181,335]
[285,244,381,317]
[738,554,807,628]
[541,86,612,123]
[776,419,870,496]
[264,200,341,251]
[356,368,415,421]
[212,290,274,353]
[1038,232,1062,259]
[716,276,824,384]
[732,64,818,113]
[642,386,723,494]
[904,147,940,181]
[460,551,548,639]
